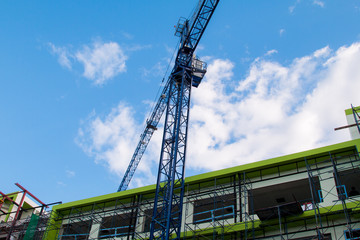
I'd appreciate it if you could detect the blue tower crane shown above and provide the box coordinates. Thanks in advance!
[117,0,219,238]
[150,1,219,239]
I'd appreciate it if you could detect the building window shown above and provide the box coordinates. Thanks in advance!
[345,228,360,239]
[143,207,165,233]
[193,193,235,224]
[337,169,360,198]
[249,178,320,220]
[99,214,135,238]
[60,220,92,240]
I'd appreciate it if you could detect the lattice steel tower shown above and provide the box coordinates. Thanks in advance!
[117,1,219,239]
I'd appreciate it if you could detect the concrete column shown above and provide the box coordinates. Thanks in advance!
[89,222,100,239]
[319,172,338,207]
[181,196,193,233]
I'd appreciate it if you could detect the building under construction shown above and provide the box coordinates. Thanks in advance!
[38,138,360,240]
[0,183,60,240]
[1,107,360,240]
[2,0,359,238]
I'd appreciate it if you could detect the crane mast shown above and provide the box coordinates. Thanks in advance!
[150,1,219,239]
[116,0,219,238]
[117,0,219,193]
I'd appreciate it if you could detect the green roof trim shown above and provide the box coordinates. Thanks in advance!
[345,106,360,115]
[52,183,156,212]
[185,138,360,184]
[54,139,360,212]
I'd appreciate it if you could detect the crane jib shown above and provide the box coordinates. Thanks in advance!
[117,80,170,192]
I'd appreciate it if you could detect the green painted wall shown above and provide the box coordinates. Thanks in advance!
[345,106,360,115]
[3,192,18,222]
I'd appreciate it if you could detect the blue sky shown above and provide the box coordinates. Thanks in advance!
[1,0,360,205]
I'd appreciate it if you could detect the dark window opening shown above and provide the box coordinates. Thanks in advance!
[250,178,320,220]
[345,228,360,239]
[193,193,235,224]
[336,169,360,199]
[61,220,92,240]
[99,214,135,239]
[143,207,167,233]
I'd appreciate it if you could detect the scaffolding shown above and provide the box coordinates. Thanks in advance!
[41,191,172,240]
[183,175,238,239]
[0,202,60,239]
[305,147,360,239]
[200,145,360,240]
[16,142,359,240]
[0,183,60,240]
[334,104,360,138]
[240,146,360,240]
[239,172,255,240]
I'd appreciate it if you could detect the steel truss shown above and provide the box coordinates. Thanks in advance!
[117,81,170,192]
[118,0,219,194]
[150,67,192,240]
[148,1,219,239]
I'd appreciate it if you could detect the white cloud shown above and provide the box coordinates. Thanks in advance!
[75,41,128,86]
[76,103,138,173]
[48,43,72,69]
[279,29,285,36]
[289,6,296,13]
[265,49,278,56]
[76,102,161,189]
[313,0,325,8]
[289,0,301,13]
[66,170,75,178]
[77,42,360,188]
[187,42,360,171]
[289,0,324,13]
[48,40,130,86]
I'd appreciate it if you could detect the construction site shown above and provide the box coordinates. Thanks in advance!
[1,105,360,239]
[1,0,360,239]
